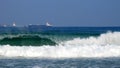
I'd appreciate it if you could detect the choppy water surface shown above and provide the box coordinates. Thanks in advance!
[0,58,120,68]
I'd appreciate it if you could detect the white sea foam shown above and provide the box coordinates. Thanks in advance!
[0,32,120,58]
[62,32,120,46]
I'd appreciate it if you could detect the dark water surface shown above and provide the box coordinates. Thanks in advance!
[0,58,120,68]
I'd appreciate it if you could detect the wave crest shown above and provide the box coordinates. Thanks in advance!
[0,35,56,46]
[62,32,120,46]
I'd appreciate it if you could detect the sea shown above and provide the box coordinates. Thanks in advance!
[0,27,120,68]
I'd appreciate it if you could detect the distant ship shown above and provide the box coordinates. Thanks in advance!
[27,22,53,30]
[28,22,52,27]
[46,22,52,26]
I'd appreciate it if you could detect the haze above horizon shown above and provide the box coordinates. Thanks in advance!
[0,0,120,27]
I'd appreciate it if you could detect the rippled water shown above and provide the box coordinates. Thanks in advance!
[0,58,120,68]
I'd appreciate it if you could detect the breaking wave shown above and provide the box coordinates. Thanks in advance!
[0,32,120,58]
[0,35,56,46]
[62,32,120,46]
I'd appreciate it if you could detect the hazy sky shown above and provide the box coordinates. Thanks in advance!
[0,0,120,26]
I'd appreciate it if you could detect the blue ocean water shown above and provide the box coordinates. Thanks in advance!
[0,27,120,68]
[0,58,120,68]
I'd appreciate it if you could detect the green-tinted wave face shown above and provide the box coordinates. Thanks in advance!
[0,35,56,46]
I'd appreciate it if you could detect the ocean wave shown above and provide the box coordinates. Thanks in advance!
[0,35,56,46]
[62,32,120,46]
[0,32,120,58]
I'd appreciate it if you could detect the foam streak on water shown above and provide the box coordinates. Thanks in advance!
[0,32,120,58]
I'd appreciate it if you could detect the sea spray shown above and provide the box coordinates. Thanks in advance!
[62,32,120,46]
[0,44,120,58]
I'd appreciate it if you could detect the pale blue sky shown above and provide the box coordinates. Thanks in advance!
[0,0,120,26]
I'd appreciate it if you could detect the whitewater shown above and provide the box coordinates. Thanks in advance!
[0,32,120,58]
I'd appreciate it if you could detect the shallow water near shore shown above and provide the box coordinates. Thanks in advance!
[0,58,120,68]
